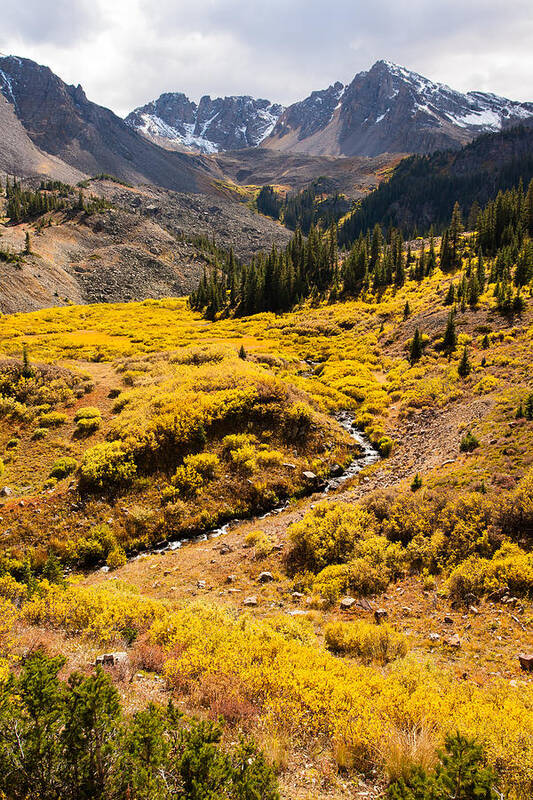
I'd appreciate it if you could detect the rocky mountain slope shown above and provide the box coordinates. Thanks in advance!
[263,60,533,157]
[126,92,283,154]
[0,56,216,192]
[0,92,85,184]
[0,179,291,313]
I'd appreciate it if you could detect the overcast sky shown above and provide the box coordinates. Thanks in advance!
[1,0,532,117]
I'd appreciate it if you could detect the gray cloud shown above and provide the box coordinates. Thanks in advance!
[1,0,100,47]
[0,0,531,116]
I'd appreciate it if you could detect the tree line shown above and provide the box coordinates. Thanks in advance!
[337,124,533,247]
[2,178,111,223]
[256,177,350,235]
[190,182,533,318]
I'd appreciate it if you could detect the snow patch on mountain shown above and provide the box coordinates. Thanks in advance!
[126,93,285,154]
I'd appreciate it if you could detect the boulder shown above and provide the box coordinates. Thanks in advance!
[447,634,461,648]
[302,470,318,483]
[428,633,441,642]
[374,608,388,623]
[258,571,274,583]
[340,596,356,610]
[197,580,206,589]
[0,487,12,497]
[519,653,533,672]
[243,596,258,607]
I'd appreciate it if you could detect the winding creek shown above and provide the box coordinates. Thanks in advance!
[127,412,380,564]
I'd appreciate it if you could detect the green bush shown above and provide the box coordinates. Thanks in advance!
[387,732,499,800]
[460,432,479,452]
[31,427,48,440]
[0,652,279,800]
[49,457,78,480]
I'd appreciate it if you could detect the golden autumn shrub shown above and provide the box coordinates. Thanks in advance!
[80,441,137,492]
[324,620,408,664]
[447,542,533,599]
[288,501,374,572]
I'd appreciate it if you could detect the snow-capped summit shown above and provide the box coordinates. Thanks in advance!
[263,59,533,157]
[126,93,284,154]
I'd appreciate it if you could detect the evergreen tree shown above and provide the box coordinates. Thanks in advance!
[443,312,457,354]
[449,201,464,269]
[410,328,423,363]
[387,732,499,800]
[444,282,455,305]
[458,346,471,377]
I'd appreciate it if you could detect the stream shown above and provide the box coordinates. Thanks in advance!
[129,411,380,561]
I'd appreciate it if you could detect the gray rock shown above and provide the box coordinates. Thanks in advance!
[340,596,356,610]
[329,463,344,477]
[302,470,318,482]
[374,608,388,623]
[0,487,12,497]
[244,596,258,606]
[258,571,274,583]
[428,633,441,642]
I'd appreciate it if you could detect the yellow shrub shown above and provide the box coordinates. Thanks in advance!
[172,464,204,497]
[324,620,408,664]
[0,597,17,652]
[80,441,136,492]
[473,375,500,395]
[313,557,389,601]
[447,542,533,599]
[183,452,220,480]
[106,546,127,570]
[256,449,285,468]
[288,501,374,572]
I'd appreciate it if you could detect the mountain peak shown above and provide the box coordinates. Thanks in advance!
[126,91,284,154]
[263,60,533,157]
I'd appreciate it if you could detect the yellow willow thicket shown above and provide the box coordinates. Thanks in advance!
[11,579,533,798]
